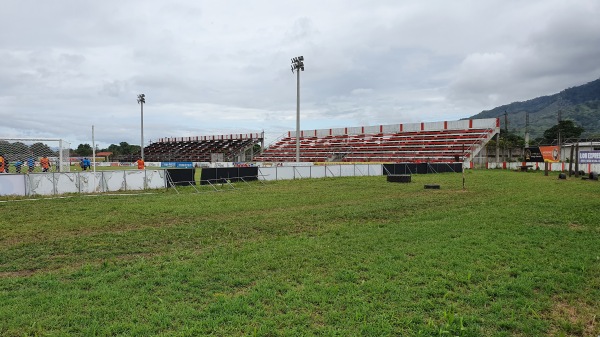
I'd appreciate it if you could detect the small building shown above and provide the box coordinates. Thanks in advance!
[561,142,600,161]
[95,152,113,161]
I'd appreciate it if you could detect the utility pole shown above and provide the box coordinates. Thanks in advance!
[557,109,562,148]
[462,144,465,190]
[525,112,530,147]
[557,100,563,166]
[504,111,508,161]
[495,132,500,163]
[574,143,580,177]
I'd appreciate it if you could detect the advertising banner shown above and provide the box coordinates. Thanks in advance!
[539,146,561,162]
[526,146,560,162]
[161,162,193,168]
[579,151,600,164]
[524,147,544,162]
[175,162,193,168]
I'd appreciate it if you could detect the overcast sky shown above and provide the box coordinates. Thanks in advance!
[1,0,599,148]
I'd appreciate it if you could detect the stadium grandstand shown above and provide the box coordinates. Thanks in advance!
[130,133,264,163]
[255,118,500,163]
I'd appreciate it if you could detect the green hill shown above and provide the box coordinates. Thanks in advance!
[469,78,600,140]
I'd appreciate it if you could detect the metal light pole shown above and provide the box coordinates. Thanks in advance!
[291,56,304,162]
[137,94,146,161]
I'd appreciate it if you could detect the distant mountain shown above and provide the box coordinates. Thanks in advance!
[469,78,600,140]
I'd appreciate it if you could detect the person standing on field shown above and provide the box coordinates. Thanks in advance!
[0,154,5,173]
[40,156,51,172]
[27,157,35,173]
[136,158,145,169]
[14,159,23,173]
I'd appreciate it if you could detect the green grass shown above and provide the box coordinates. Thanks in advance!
[1,170,599,336]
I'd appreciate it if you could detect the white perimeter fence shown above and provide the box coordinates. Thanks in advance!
[2,162,599,197]
[258,164,383,181]
[0,165,382,196]
[0,170,166,196]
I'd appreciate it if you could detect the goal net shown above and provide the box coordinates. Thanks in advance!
[0,138,71,173]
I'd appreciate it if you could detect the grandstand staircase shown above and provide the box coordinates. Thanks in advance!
[224,138,259,162]
[326,148,351,162]
[464,127,498,163]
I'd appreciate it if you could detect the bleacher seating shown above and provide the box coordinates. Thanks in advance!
[255,119,499,163]
[142,133,263,163]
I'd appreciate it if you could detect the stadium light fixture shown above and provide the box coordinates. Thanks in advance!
[137,94,146,161]
[291,56,304,162]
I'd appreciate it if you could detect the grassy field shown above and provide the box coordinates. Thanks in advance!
[0,170,598,336]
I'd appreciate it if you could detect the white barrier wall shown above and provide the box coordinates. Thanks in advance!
[294,166,312,179]
[146,170,167,189]
[104,171,127,191]
[0,170,167,196]
[0,175,26,196]
[54,173,79,194]
[2,161,596,197]
[125,171,145,190]
[80,173,104,193]
[258,164,383,181]
[27,174,55,195]
[311,166,327,179]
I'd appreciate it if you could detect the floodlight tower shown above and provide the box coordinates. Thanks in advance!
[137,94,146,161]
[291,56,304,162]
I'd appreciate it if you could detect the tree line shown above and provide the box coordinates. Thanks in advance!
[0,141,57,159]
[486,120,585,150]
[72,142,141,159]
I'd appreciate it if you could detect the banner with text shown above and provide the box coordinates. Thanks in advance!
[161,162,194,168]
[524,147,544,162]
[579,151,600,164]
[539,146,561,163]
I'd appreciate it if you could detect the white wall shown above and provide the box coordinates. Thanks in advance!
[0,170,166,196]
[257,164,383,181]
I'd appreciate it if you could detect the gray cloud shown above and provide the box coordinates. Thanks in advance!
[1,0,599,148]
[447,0,600,109]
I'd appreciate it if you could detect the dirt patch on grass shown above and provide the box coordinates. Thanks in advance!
[218,281,257,299]
[567,223,585,231]
[533,222,587,231]
[546,298,598,336]
[0,252,160,279]
[0,269,38,278]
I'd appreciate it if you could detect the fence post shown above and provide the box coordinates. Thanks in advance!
[574,143,580,177]
[568,144,574,177]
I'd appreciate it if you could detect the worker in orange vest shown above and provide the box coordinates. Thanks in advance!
[40,156,51,172]
[0,154,5,173]
[136,158,145,170]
